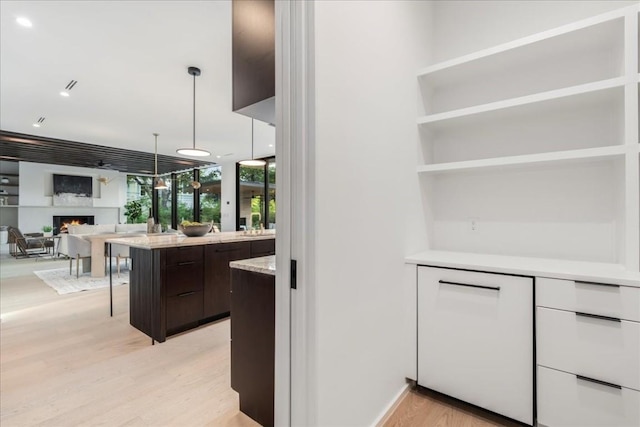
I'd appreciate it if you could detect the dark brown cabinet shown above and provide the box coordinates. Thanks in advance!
[250,238,275,258]
[204,242,251,319]
[230,268,275,427]
[128,238,274,343]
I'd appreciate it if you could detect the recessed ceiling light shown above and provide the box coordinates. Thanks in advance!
[268,144,273,147]
[216,155,221,159]
[16,17,32,27]
[60,91,70,97]
[33,117,45,127]
[32,123,41,128]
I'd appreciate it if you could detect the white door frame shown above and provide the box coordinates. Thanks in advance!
[274,0,316,425]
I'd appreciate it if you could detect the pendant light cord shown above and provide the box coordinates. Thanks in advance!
[251,119,254,160]
[154,133,159,177]
[193,73,196,150]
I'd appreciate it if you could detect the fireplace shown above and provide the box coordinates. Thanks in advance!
[52,215,95,235]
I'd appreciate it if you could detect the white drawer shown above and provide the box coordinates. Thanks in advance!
[537,307,640,391]
[537,277,640,322]
[417,266,533,425]
[538,366,640,427]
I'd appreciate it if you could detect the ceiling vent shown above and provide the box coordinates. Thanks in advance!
[36,117,45,123]
[65,80,78,90]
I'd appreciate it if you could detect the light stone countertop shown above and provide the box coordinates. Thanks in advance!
[105,229,275,250]
[406,250,640,287]
[229,255,276,276]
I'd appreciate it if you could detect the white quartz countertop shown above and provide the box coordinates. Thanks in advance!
[105,229,275,250]
[406,250,640,287]
[229,255,276,276]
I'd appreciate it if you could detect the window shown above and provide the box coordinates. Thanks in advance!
[175,171,195,224]
[237,157,275,230]
[157,174,172,230]
[125,175,153,223]
[199,166,222,229]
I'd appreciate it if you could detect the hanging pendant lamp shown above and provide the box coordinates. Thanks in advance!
[239,119,266,167]
[153,133,168,190]
[177,66,210,157]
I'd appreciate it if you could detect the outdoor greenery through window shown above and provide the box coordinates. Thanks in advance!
[199,166,222,229]
[125,165,226,231]
[125,175,153,223]
[238,158,275,230]
[158,176,172,229]
[175,171,195,224]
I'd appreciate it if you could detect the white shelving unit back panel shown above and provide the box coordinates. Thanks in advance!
[419,18,624,115]
[422,86,624,165]
[423,157,625,264]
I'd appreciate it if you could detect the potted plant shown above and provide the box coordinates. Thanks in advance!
[42,225,53,237]
[124,200,143,224]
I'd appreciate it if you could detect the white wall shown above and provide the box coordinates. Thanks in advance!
[306,1,636,425]
[431,0,637,62]
[18,162,124,233]
[311,1,432,425]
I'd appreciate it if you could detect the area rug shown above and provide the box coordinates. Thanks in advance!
[33,268,129,295]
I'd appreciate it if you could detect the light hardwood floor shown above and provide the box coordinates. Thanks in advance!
[383,388,519,427]
[0,255,258,427]
[2,255,517,427]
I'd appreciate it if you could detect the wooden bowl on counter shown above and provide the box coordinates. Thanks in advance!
[178,223,212,237]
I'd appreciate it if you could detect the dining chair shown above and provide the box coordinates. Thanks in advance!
[67,234,92,278]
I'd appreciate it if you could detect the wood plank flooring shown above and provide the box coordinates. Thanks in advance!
[0,257,258,427]
[383,388,520,427]
[3,256,519,427]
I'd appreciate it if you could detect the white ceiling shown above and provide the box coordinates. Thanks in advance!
[0,0,275,165]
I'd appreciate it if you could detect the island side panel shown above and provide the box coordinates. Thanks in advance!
[230,268,275,427]
[130,247,165,342]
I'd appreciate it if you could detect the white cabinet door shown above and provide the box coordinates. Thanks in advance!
[417,266,533,425]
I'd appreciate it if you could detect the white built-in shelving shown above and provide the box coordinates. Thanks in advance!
[414,4,640,273]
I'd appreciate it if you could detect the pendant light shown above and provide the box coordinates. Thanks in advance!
[153,133,168,190]
[239,119,266,167]
[177,66,210,157]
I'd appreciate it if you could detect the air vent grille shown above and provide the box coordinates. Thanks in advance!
[65,80,78,90]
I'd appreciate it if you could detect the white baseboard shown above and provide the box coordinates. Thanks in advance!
[372,383,411,427]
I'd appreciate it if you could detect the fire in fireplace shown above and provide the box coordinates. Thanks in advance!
[52,215,95,235]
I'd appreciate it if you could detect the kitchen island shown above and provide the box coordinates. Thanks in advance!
[106,230,275,343]
[229,255,275,427]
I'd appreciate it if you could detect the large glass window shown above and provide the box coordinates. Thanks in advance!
[131,166,221,230]
[157,175,172,229]
[267,159,276,229]
[237,157,275,230]
[199,166,222,229]
[175,171,195,224]
[125,175,153,223]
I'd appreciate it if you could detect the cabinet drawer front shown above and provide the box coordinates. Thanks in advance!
[166,291,203,334]
[537,307,640,390]
[166,264,204,296]
[537,277,640,322]
[538,366,640,427]
[250,239,275,257]
[417,266,533,425]
[165,245,204,265]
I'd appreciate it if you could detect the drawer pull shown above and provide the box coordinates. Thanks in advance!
[439,280,500,292]
[576,375,622,390]
[575,312,621,323]
[177,261,195,266]
[178,291,196,297]
[575,280,620,288]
